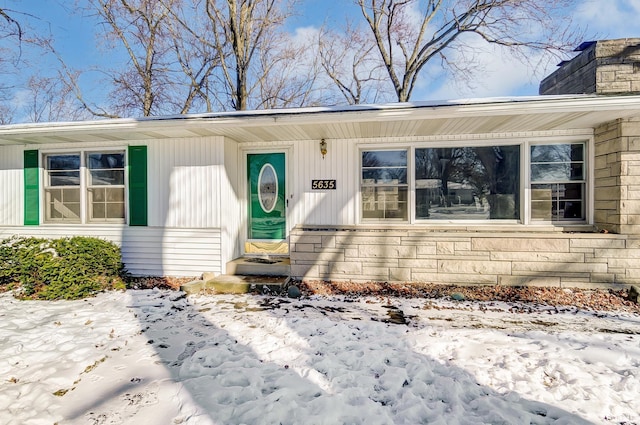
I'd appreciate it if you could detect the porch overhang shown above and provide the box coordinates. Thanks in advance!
[1,94,640,146]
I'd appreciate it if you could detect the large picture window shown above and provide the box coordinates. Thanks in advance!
[415,145,520,220]
[361,150,408,220]
[360,141,587,224]
[44,151,126,223]
[530,143,585,221]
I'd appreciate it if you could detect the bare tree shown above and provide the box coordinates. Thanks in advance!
[0,6,23,122]
[0,102,14,124]
[59,0,221,118]
[84,0,176,117]
[356,0,581,102]
[255,28,329,109]
[23,75,88,122]
[318,24,392,105]
[167,16,220,113]
[204,0,296,110]
[0,5,60,123]
[0,7,22,42]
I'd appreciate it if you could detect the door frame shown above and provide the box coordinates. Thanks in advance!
[240,146,292,255]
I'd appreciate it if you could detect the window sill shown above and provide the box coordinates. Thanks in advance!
[300,223,597,234]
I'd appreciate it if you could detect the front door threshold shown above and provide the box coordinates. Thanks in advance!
[245,241,288,255]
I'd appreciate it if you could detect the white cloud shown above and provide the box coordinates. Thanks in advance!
[415,40,553,101]
[575,0,640,38]
[288,0,639,103]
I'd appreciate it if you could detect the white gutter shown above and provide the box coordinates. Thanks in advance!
[1,94,639,138]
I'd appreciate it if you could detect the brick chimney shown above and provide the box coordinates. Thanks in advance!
[539,38,640,95]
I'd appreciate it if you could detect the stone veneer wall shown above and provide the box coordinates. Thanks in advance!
[594,118,640,235]
[290,227,640,288]
[540,38,640,95]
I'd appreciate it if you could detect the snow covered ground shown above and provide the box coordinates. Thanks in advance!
[1,289,639,425]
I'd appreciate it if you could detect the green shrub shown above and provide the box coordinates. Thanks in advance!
[0,236,129,300]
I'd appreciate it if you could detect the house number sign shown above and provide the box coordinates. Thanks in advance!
[311,179,337,190]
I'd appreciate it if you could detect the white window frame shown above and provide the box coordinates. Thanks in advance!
[43,152,82,223]
[527,140,589,224]
[360,148,410,222]
[357,136,592,226]
[42,148,128,225]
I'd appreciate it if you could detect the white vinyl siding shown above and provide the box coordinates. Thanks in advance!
[289,138,358,226]
[0,145,24,226]
[0,225,221,277]
[147,137,225,228]
[221,137,243,263]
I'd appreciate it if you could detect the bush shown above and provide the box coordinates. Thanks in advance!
[0,236,129,300]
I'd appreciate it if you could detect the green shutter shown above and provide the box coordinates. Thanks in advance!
[24,150,39,225]
[128,145,148,226]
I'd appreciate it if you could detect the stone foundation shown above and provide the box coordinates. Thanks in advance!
[290,226,640,288]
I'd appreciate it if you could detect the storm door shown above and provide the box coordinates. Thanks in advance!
[247,153,286,240]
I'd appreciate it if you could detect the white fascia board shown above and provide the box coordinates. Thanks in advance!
[1,94,640,138]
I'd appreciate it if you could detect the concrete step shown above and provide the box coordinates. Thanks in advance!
[180,274,289,295]
[226,257,290,277]
[207,274,289,294]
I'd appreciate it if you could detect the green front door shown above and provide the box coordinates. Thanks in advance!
[248,153,286,240]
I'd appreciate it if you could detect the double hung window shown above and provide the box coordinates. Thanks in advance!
[44,151,126,223]
[361,150,408,220]
[530,143,585,221]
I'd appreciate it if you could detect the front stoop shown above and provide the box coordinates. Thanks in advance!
[226,257,291,276]
[180,274,289,295]
[180,256,291,295]
[210,274,289,294]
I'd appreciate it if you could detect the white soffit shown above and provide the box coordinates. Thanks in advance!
[0,95,639,145]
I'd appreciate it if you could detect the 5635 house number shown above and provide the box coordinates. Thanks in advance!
[311,179,337,190]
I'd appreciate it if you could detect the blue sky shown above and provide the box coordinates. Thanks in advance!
[8,0,640,109]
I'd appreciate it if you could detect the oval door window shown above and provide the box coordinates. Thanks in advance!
[258,163,278,213]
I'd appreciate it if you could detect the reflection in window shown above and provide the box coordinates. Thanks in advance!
[44,154,81,222]
[530,143,585,221]
[87,152,125,222]
[258,163,278,213]
[43,151,126,223]
[415,146,520,220]
[361,150,408,220]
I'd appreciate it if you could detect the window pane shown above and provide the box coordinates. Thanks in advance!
[88,153,125,169]
[46,154,81,187]
[361,150,408,221]
[362,150,406,167]
[531,184,553,220]
[92,187,105,202]
[531,163,583,181]
[530,144,583,163]
[106,202,125,219]
[89,188,125,221]
[93,203,106,219]
[49,171,80,186]
[362,187,408,220]
[531,183,584,221]
[47,154,80,170]
[89,170,125,186]
[106,187,124,202]
[530,143,586,222]
[362,168,407,184]
[44,188,81,222]
[415,146,520,220]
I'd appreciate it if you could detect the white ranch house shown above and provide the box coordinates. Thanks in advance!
[1,39,640,289]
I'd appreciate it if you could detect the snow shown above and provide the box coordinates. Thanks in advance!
[1,289,639,424]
